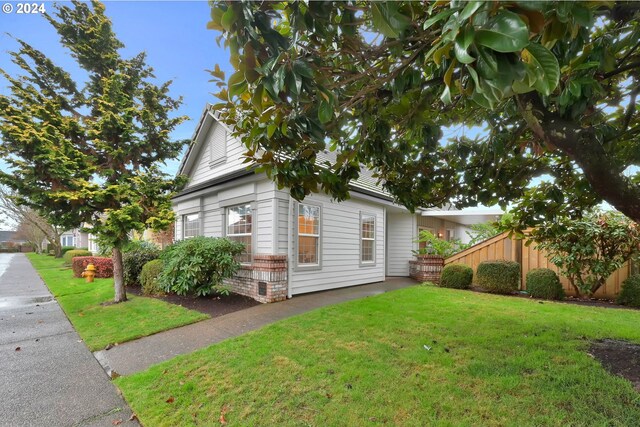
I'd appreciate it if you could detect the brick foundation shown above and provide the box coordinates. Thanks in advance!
[409,255,444,283]
[224,254,288,303]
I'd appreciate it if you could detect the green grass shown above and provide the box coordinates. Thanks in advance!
[116,285,640,426]
[28,254,208,351]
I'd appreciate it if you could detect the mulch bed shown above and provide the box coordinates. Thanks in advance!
[127,285,260,318]
[589,339,640,391]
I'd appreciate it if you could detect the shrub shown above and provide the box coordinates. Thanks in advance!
[160,237,245,296]
[476,260,520,294]
[61,246,76,255]
[526,268,564,300]
[140,259,165,295]
[440,264,473,289]
[63,249,92,266]
[71,256,114,278]
[617,275,640,307]
[123,242,160,287]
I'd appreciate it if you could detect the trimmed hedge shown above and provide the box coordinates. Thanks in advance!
[526,268,564,300]
[61,246,76,255]
[71,256,114,278]
[440,264,473,289]
[160,237,244,296]
[63,249,92,266]
[123,244,160,286]
[617,275,640,307]
[140,259,165,295]
[476,260,520,294]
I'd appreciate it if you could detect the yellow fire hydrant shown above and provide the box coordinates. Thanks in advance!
[81,264,96,283]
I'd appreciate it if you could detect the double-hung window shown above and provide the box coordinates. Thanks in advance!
[298,204,320,265]
[227,204,252,263]
[183,213,200,239]
[360,214,375,264]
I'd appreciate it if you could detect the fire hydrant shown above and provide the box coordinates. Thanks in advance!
[81,264,96,283]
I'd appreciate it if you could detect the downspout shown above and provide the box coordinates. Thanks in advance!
[287,195,294,299]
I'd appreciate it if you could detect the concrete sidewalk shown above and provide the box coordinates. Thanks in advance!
[95,277,418,376]
[0,254,135,427]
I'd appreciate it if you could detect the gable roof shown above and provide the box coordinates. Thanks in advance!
[176,105,392,201]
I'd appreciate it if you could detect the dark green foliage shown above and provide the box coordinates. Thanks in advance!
[526,268,564,300]
[160,237,244,296]
[140,259,165,296]
[532,211,640,297]
[123,242,160,287]
[61,246,76,255]
[208,1,640,225]
[476,260,520,294]
[440,264,473,289]
[617,275,640,308]
[63,249,92,266]
[0,1,187,302]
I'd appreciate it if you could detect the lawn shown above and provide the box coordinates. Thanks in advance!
[116,285,640,426]
[28,254,208,351]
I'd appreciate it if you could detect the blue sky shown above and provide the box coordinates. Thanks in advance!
[0,1,234,176]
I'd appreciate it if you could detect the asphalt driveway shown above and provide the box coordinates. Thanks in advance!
[0,253,135,426]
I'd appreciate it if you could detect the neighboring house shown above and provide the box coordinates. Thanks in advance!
[173,106,503,303]
[0,230,26,248]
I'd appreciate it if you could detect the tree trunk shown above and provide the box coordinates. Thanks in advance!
[112,247,127,303]
[50,239,62,258]
[518,94,640,223]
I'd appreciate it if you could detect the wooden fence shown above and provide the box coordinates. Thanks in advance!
[445,232,633,299]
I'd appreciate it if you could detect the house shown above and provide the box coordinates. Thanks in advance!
[172,106,502,303]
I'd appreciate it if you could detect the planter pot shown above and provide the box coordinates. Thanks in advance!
[409,255,444,283]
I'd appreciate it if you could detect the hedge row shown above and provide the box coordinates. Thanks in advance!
[71,256,114,278]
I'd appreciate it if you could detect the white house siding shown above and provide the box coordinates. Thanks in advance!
[187,119,250,188]
[416,216,471,243]
[173,176,283,258]
[386,211,416,277]
[289,192,385,295]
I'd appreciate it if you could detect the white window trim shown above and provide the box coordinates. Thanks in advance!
[225,203,254,264]
[294,202,322,271]
[360,212,376,266]
[182,213,201,239]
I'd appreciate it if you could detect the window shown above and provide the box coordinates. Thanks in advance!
[298,204,320,265]
[227,204,252,263]
[183,213,200,239]
[61,235,75,247]
[445,229,455,241]
[361,214,375,263]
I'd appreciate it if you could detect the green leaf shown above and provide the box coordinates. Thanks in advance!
[423,9,457,31]
[459,1,482,21]
[475,11,530,53]
[293,60,314,78]
[522,42,560,96]
[267,123,277,138]
[371,3,410,38]
[454,27,475,64]
[318,100,333,124]
[221,7,237,31]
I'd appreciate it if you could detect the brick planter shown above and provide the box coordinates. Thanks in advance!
[224,255,288,303]
[409,254,444,283]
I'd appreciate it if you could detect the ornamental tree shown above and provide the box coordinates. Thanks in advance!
[531,211,640,297]
[207,1,640,226]
[0,0,186,303]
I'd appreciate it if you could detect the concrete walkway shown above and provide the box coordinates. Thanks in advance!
[0,254,135,427]
[95,277,418,376]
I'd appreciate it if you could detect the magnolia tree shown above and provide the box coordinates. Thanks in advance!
[0,0,186,302]
[531,211,640,297]
[207,1,640,227]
